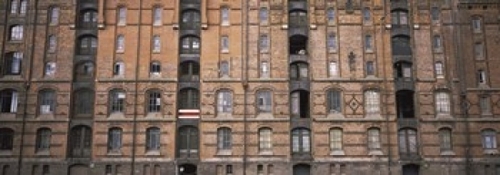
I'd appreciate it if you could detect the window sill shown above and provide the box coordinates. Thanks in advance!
[330,150,345,156]
[217,113,232,119]
[109,112,125,119]
[145,112,162,118]
[216,150,232,156]
[440,150,455,156]
[327,112,344,119]
[436,114,452,119]
[481,113,493,117]
[36,150,50,156]
[368,150,383,156]
[107,151,122,156]
[37,114,55,120]
[116,50,124,54]
[150,73,161,78]
[145,150,161,156]
[483,149,498,155]
[221,50,229,54]
[256,113,273,119]
[0,150,12,156]
[258,150,273,156]
[365,114,382,119]
[328,49,337,54]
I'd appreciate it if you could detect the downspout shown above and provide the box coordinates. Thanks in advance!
[18,0,38,174]
[451,4,470,175]
[131,0,143,174]
[241,0,249,174]
[380,0,392,174]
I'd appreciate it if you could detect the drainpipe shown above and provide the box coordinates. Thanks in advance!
[451,4,470,175]
[17,0,38,174]
[131,0,143,174]
[241,0,249,174]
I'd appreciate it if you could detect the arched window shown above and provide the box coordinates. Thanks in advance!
[482,129,497,150]
[146,127,160,151]
[438,128,452,152]
[327,89,342,113]
[435,91,450,114]
[109,89,126,113]
[292,128,310,153]
[257,90,272,113]
[217,90,232,113]
[217,127,232,150]
[147,90,161,112]
[113,61,125,76]
[107,127,122,152]
[150,61,161,74]
[329,128,342,151]
[36,128,51,152]
[259,128,272,151]
[38,89,56,114]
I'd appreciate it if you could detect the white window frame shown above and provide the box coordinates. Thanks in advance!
[118,7,127,26]
[259,7,268,25]
[327,34,337,52]
[45,62,56,76]
[478,70,487,84]
[329,128,342,151]
[152,35,161,53]
[49,7,60,25]
[259,128,272,152]
[482,129,497,150]
[217,91,232,113]
[220,61,229,77]
[329,61,338,78]
[221,36,229,53]
[260,61,269,78]
[10,25,23,41]
[116,35,125,52]
[113,61,125,76]
[435,92,450,115]
[364,90,380,115]
[435,62,444,78]
[48,35,57,52]
[221,7,230,26]
[368,128,381,150]
[257,90,272,113]
[153,7,162,26]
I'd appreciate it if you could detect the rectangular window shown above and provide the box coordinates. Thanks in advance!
[327,34,337,52]
[49,7,60,25]
[118,7,127,26]
[368,128,381,150]
[472,18,482,32]
[42,165,49,175]
[221,7,230,26]
[474,43,484,59]
[435,62,443,77]
[45,62,56,76]
[329,129,342,150]
[480,96,491,114]
[260,61,269,78]
[152,35,161,53]
[116,35,125,52]
[365,90,380,114]
[431,7,440,21]
[435,92,450,114]
[366,61,375,76]
[10,0,18,14]
[259,128,272,151]
[365,35,372,50]
[327,8,335,24]
[439,129,452,151]
[260,35,269,52]
[226,165,233,175]
[220,61,229,77]
[48,35,57,53]
[148,92,161,112]
[363,8,371,22]
[259,7,268,24]
[328,90,341,113]
[111,91,125,112]
[108,128,122,152]
[257,91,272,113]
[217,128,232,150]
[217,91,232,113]
[329,61,338,77]
[433,35,442,49]
[478,70,486,84]
[39,91,55,114]
[221,36,229,52]
[153,7,162,26]
[403,67,411,78]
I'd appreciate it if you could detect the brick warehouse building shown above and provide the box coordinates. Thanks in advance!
[0,0,499,174]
